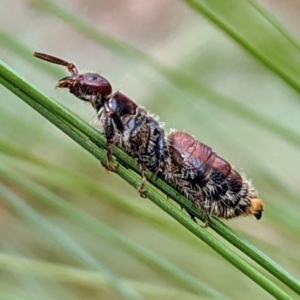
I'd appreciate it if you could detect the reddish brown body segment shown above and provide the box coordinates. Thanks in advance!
[166,132,263,225]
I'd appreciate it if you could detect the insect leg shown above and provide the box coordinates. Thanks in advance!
[193,198,211,228]
[149,122,167,180]
[137,162,147,198]
[201,213,211,228]
[186,209,198,223]
[103,116,118,172]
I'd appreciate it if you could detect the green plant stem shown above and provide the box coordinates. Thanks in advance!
[26,1,300,149]
[1,57,300,296]
[0,60,297,300]
[0,253,207,299]
[0,165,226,300]
[0,183,144,300]
[0,30,62,78]
[3,25,299,234]
[246,0,300,53]
[182,0,300,95]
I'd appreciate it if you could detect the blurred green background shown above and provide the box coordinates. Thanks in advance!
[1,0,300,299]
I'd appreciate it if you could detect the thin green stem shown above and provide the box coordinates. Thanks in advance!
[0,183,144,300]
[0,165,226,299]
[182,0,300,95]
[246,0,300,53]
[0,253,209,299]
[0,59,297,300]
[0,30,62,78]
[25,1,300,149]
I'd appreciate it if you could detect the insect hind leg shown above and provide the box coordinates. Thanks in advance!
[137,162,147,198]
[193,198,211,228]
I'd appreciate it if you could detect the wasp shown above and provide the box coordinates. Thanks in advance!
[165,131,263,227]
[34,52,167,197]
[34,52,264,227]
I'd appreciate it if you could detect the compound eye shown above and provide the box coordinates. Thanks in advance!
[86,74,98,81]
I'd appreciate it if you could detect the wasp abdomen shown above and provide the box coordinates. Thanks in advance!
[211,156,232,180]
[169,132,216,181]
[167,131,263,221]
[227,169,244,194]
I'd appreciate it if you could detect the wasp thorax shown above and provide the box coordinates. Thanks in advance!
[107,92,137,116]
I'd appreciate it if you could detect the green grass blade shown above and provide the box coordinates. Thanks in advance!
[0,30,62,79]
[24,1,300,149]
[0,183,144,300]
[0,253,208,299]
[0,164,226,300]
[2,59,300,296]
[246,0,300,53]
[182,0,300,96]
[0,56,297,300]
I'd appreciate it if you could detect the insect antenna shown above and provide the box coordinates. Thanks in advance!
[33,52,79,77]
